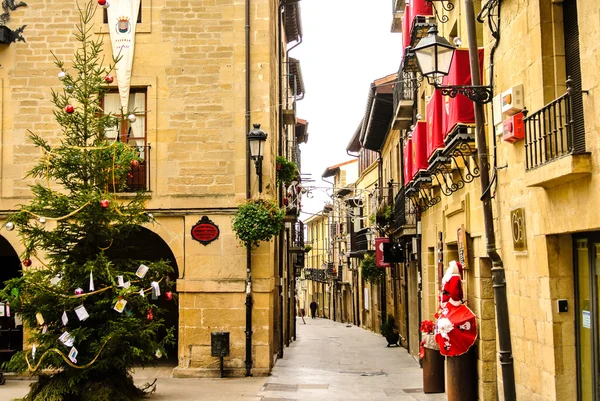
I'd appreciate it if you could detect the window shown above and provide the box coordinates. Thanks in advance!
[102,89,148,192]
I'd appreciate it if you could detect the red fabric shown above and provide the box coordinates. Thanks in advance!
[441,275,463,305]
[375,238,390,267]
[435,303,477,357]
[443,48,485,136]
[426,89,444,160]
[402,4,411,50]
[410,0,433,17]
[412,121,428,178]
[403,138,413,185]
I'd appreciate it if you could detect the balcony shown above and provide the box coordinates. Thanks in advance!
[393,189,417,237]
[115,145,151,193]
[356,227,372,254]
[524,83,591,188]
[392,71,416,131]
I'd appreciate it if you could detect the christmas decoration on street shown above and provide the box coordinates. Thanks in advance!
[0,3,174,401]
[434,260,477,357]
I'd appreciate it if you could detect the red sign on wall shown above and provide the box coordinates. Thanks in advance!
[375,237,390,268]
[191,216,220,246]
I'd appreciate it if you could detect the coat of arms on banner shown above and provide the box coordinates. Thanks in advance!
[117,16,131,34]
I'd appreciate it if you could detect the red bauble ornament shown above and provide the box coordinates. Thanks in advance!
[104,75,114,83]
[131,160,139,168]
[147,308,154,321]
[99,199,110,209]
[22,259,32,267]
[127,173,133,178]
[65,105,74,114]
[98,0,107,5]
[165,291,173,301]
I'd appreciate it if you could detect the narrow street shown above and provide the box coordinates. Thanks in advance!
[259,317,446,401]
[2,317,446,400]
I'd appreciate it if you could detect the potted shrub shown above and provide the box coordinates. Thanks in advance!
[420,319,445,394]
[276,156,298,185]
[232,198,285,249]
[380,314,400,347]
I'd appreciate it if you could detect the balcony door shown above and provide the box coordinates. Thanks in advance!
[102,89,148,191]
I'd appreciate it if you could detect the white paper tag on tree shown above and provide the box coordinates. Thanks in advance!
[114,298,127,313]
[136,264,149,278]
[59,331,75,347]
[68,347,78,364]
[74,305,89,321]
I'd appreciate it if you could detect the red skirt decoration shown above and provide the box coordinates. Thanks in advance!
[435,303,477,357]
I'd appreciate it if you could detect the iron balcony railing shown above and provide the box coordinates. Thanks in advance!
[393,71,416,115]
[119,145,151,193]
[524,85,585,170]
[356,227,371,253]
[394,188,417,228]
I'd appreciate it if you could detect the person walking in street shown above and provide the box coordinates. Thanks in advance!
[309,299,318,319]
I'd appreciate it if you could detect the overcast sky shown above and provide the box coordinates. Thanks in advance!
[291,1,403,217]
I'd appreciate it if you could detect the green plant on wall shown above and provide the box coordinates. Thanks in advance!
[361,253,385,283]
[276,156,298,185]
[232,198,285,249]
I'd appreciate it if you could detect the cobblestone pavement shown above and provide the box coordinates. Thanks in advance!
[1,317,447,400]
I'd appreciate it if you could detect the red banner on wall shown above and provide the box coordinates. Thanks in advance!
[402,4,411,50]
[375,237,390,268]
[403,137,413,185]
[443,48,485,136]
[410,0,433,17]
[426,89,445,160]
[412,121,428,177]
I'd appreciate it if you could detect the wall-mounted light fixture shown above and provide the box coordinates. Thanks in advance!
[425,0,455,24]
[413,27,493,104]
[247,123,268,193]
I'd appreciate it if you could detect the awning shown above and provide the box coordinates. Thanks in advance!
[283,2,303,44]
[288,58,305,99]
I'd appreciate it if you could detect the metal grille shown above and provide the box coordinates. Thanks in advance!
[524,88,582,170]
[393,189,416,227]
[393,71,416,114]
[262,383,298,392]
[121,145,150,192]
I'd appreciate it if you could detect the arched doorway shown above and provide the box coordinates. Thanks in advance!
[0,235,23,364]
[104,226,179,364]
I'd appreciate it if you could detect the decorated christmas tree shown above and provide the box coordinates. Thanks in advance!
[0,2,174,400]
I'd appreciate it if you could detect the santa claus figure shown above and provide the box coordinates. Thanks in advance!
[440,260,463,307]
[435,260,477,357]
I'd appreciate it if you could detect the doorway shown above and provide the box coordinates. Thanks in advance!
[575,235,600,400]
[0,235,23,363]
[105,226,179,363]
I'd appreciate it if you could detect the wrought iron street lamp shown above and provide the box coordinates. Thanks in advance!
[247,123,268,193]
[413,26,493,104]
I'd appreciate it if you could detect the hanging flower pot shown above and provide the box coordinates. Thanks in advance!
[232,198,285,249]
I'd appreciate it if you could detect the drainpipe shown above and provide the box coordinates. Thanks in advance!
[465,0,516,398]
[244,0,253,377]
[277,2,285,360]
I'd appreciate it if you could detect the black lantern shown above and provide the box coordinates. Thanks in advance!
[247,123,268,192]
[412,26,455,85]
[413,26,493,104]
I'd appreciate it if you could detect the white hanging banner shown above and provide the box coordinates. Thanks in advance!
[106,0,141,111]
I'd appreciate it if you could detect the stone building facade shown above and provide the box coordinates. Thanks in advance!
[0,0,307,377]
